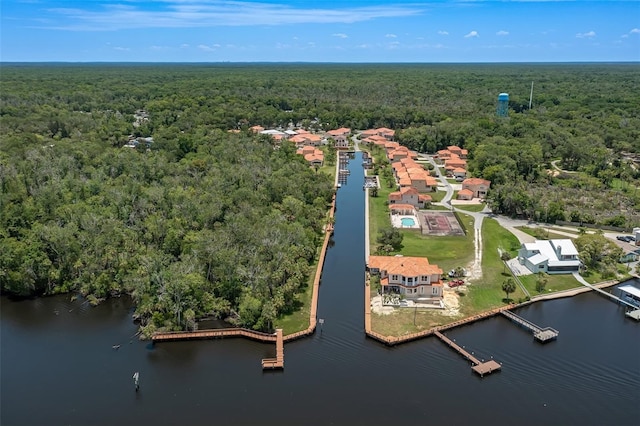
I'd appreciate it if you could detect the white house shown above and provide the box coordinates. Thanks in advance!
[518,239,581,274]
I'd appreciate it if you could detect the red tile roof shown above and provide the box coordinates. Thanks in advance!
[368,255,442,277]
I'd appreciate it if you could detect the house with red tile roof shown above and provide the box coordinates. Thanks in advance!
[368,255,443,299]
[444,158,467,170]
[362,127,395,141]
[448,146,463,156]
[453,167,467,179]
[457,188,474,200]
[296,146,324,167]
[461,178,491,199]
[289,133,323,148]
[327,128,351,149]
[388,187,431,209]
[327,127,351,137]
[250,125,265,133]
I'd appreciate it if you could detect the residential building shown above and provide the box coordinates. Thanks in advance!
[368,255,443,298]
[518,239,581,274]
[461,178,491,199]
[296,146,324,167]
[388,187,431,209]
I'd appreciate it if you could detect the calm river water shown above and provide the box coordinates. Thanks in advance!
[2,153,639,426]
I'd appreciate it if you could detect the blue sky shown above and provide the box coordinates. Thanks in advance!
[1,0,639,62]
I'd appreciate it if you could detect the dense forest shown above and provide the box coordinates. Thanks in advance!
[1,63,639,333]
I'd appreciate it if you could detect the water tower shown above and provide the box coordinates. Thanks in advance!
[497,92,509,117]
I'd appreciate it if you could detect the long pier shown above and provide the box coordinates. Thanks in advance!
[574,274,637,309]
[152,327,277,342]
[433,331,501,377]
[152,327,284,370]
[501,310,559,342]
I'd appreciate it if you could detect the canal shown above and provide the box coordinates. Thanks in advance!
[2,152,639,425]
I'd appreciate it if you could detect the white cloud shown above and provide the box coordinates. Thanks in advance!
[496,30,509,36]
[198,44,219,52]
[438,30,449,35]
[385,33,397,38]
[576,30,596,38]
[332,33,348,38]
[464,30,479,38]
[42,1,424,31]
[180,43,189,48]
[113,46,130,51]
[630,28,640,34]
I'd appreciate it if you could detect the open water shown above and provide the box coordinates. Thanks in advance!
[2,153,639,426]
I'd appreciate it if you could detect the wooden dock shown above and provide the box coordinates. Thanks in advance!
[152,327,277,342]
[501,310,559,342]
[152,327,284,370]
[261,329,284,370]
[434,331,501,377]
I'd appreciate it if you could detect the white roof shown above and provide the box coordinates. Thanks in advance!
[260,129,285,135]
[619,285,640,299]
[528,253,548,266]
[285,130,298,135]
[552,239,579,256]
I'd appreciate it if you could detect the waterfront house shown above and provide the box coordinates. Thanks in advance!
[368,255,443,298]
[518,239,581,274]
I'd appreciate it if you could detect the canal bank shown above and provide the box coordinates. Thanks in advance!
[1,152,639,426]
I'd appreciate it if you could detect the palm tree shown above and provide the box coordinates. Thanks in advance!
[502,278,516,303]
[500,251,512,273]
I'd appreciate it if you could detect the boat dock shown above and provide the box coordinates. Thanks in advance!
[501,310,559,342]
[152,327,284,370]
[152,327,277,342]
[261,329,284,370]
[433,331,501,377]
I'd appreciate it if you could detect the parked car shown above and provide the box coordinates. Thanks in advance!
[616,235,627,241]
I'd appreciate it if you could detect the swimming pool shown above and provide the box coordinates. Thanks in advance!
[401,217,416,227]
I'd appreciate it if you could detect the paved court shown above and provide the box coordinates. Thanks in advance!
[418,210,465,236]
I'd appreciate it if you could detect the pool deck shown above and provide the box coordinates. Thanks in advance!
[391,214,421,229]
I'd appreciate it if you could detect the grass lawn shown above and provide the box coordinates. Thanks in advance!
[368,182,395,254]
[580,264,631,284]
[318,150,337,181]
[371,309,461,336]
[516,226,573,241]
[429,189,446,202]
[520,273,582,296]
[549,227,580,235]
[455,203,486,213]
[397,214,474,273]
[461,218,524,315]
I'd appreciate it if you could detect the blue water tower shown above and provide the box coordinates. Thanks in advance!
[497,93,509,117]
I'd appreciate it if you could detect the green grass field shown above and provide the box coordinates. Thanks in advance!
[519,273,581,295]
[516,226,573,241]
[462,218,524,314]
[397,214,474,274]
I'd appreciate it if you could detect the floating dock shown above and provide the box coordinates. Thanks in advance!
[501,310,559,342]
[433,331,501,377]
